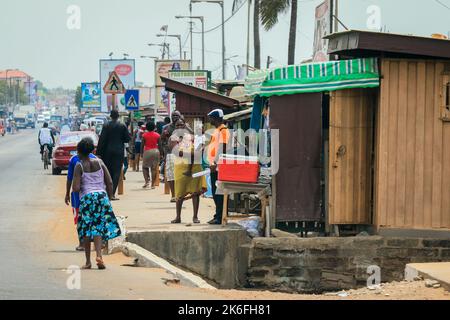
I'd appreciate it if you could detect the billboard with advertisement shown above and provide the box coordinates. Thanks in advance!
[168,70,211,90]
[81,82,101,111]
[100,59,136,112]
[155,60,191,115]
[313,0,331,62]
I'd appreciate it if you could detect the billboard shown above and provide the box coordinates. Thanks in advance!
[155,60,191,115]
[100,59,136,112]
[313,0,331,62]
[168,70,211,90]
[81,82,101,111]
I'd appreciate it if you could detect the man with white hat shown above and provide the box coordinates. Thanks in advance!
[206,108,230,225]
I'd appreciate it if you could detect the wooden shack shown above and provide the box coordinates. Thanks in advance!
[326,31,450,236]
[246,31,450,236]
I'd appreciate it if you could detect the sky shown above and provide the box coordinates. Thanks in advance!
[0,0,449,89]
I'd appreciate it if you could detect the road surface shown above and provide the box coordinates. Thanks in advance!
[0,130,216,300]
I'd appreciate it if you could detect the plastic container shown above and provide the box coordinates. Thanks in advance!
[218,154,259,183]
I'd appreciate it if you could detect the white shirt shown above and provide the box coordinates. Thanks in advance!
[39,128,53,145]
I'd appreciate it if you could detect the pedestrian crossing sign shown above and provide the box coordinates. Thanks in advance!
[125,89,139,111]
[103,71,126,94]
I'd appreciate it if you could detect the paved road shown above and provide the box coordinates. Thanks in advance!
[0,130,216,300]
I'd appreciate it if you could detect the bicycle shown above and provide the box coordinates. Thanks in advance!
[43,145,51,170]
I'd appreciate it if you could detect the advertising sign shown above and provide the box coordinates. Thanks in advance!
[313,0,331,62]
[81,82,101,111]
[168,70,211,90]
[155,60,191,115]
[100,59,136,112]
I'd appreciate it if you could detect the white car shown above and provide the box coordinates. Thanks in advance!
[37,115,45,124]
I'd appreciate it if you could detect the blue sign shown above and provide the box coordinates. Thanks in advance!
[125,89,139,111]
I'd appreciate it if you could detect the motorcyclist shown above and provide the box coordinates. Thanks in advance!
[38,122,55,160]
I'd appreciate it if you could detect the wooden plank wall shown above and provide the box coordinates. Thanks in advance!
[329,88,376,225]
[375,59,450,230]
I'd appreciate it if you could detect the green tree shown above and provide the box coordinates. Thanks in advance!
[260,0,298,65]
[75,86,82,112]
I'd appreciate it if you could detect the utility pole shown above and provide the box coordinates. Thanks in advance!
[246,0,252,74]
[334,0,339,34]
[190,2,193,68]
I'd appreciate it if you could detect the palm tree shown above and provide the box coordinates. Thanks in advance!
[260,0,298,65]
[253,0,261,69]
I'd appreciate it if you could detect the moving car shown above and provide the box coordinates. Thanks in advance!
[51,131,98,175]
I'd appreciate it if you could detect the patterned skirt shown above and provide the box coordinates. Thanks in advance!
[77,192,122,241]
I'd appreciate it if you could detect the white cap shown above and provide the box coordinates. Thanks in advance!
[207,109,224,119]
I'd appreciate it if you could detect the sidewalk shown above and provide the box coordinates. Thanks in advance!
[113,170,220,232]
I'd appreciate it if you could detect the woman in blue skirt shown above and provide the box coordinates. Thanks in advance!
[72,137,121,270]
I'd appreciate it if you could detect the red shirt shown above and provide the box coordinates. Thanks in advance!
[142,131,160,151]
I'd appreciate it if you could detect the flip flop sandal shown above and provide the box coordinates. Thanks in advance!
[171,219,181,224]
[193,219,201,224]
[96,258,106,270]
[81,264,92,270]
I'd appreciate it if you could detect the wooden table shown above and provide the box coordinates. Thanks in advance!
[216,181,272,233]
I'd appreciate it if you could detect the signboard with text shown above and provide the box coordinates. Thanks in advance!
[313,0,331,62]
[155,60,191,115]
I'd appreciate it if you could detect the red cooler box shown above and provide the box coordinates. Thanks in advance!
[218,155,259,183]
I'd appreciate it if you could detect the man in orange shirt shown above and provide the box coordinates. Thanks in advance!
[207,109,230,225]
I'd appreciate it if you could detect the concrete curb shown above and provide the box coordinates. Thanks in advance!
[113,242,217,290]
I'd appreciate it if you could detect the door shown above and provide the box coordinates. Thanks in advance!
[328,88,377,225]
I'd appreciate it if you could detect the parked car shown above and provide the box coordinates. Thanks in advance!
[37,115,45,124]
[0,119,5,136]
[51,131,98,175]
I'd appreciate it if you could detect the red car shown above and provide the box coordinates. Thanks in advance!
[52,131,98,175]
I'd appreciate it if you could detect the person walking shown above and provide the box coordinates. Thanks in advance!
[65,151,96,251]
[141,122,161,189]
[72,137,122,270]
[171,119,207,224]
[206,109,230,225]
[132,122,145,172]
[96,110,130,200]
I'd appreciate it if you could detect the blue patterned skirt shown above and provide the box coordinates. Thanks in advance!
[77,192,122,241]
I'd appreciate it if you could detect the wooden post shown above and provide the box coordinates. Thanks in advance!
[112,93,116,111]
[164,163,170,194]
[118,168,124,195]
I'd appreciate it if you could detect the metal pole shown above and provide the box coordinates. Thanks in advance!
[246,0,251,74]
[178,36,182,60]
[221,1,226,79]
[190,3,193,68]
[334,0,339,33]
[201,18,205,69]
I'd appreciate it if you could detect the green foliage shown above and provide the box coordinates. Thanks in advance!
[259,0,290,31]
[75,86,82,112]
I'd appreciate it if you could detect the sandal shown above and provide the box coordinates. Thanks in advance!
[76,246,85,252]
[171,219,181,224]
[193,218,201,224]
[143,183,150,189]
[96,257,106,270]
[81,264,92,270]
[170,198,177,203]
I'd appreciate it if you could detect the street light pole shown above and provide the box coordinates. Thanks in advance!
[191,0,226,78]
[176,16,205,69]
[157,34,182,59]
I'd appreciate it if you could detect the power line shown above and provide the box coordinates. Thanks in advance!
[435,0,450,10]
[192,0,248,34]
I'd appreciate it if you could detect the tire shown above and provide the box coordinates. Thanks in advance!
[52,166,62,175]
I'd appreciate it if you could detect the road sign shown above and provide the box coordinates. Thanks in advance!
[125,90,139,111]
[103,71,126,94]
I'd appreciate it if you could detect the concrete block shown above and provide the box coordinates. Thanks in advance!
[423,240,450,248]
